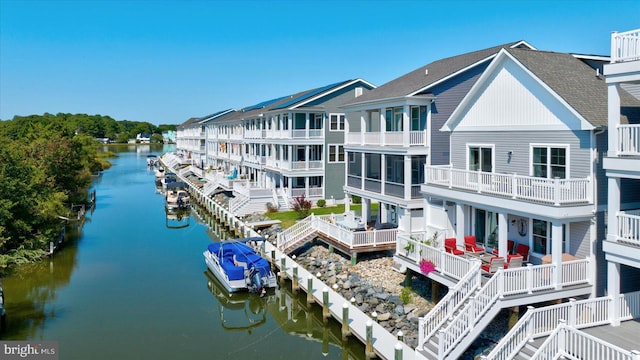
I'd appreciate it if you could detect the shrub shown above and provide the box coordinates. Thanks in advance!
[265,202,278,213]
[351,195,361,204]
[400,286,412,305]
[291,194,312,219]
[316,199,326,208]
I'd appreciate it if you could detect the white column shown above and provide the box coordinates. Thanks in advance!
[305,145,310,170]
[456,204,465,248]
[607,83,621,157]
[363,198,371,227]
[360,110,366,145]
[607,177,620,241]
[381,154,386,195]
[380,107,386,146]
[498,213,508,257]
[608,261,621,326]
[403,105,410,146]
[345,192,351,213]
[305,176,309,198]
[288,112,293,133]
[552,222,563,289]
[305,112,310,138]
[380,203,388,223]
[361,152,366,190]
[404,155,411,200]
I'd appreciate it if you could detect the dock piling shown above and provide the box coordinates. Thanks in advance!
[341,302,350,338]
[322,287,330,319]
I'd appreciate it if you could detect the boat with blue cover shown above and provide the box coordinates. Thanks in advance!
[203,237,277,294]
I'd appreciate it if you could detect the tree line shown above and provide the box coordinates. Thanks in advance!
[0,113,174,272]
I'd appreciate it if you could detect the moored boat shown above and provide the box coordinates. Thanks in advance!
[146,154,158,167]
[165,182,190,211]
[203,237,277,295]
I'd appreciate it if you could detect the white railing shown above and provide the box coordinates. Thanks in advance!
[425,165,592,205]
[418,261,481,351]
[396,235,474,280]
[531,323,636,360]
[617,210,640,246]
[276,215,315,251]
[617,125,640,156]
[437,259,591,359]
[277,214,398,253]
[486,290,640,360]
[244,129,262,139]
[611,29,640,63]
[229,193,250,214]
[263,129,324,139]
[344,130,428,147]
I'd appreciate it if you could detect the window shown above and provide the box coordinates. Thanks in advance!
[386,155,404,183]
[475,209,498,249]
[328,145,344,163]
[468,145,493,172]
[410,106,427,131]
[348,152,361,176]
[330,114,345,131]
[532,145,567,178]
[385,107,404,131]
[532,219,548,254]
[412,156,426,184]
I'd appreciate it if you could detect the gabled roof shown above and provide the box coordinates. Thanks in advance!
[178,109,235,128]
[443,48,640,131]
[216,79,376,124]
[343,41,533,106]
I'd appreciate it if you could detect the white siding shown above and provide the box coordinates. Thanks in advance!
[452,60,585,131]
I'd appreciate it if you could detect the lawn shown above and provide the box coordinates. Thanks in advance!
[263,203,378,228]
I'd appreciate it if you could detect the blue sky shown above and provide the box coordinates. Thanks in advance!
[1,0,639,125]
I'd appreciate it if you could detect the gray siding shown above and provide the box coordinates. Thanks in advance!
[427,63,488,165]
[450,130,593,179]
[569,220,591,259]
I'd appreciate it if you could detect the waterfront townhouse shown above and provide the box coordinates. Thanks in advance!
[176,109,235,166]
[340,41,534,235]
[400,43,640,359]
[482,29,640,360]
[203,79,375,214]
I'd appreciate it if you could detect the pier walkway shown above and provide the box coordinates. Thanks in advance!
[160,155,419,360]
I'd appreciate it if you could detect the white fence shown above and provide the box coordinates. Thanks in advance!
[486,290,640,360]
[617,210,640,247]
[425,165,592,205]
[345,130,428,146]
[617,125,640,156]
[611,29,640,63]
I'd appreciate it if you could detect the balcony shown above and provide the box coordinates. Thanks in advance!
[265,159,324,171]
[347,175,423,201]
[345,130,427,147]
[425,165,592,206]
[262,129,324,139]
[615,209,640,247]
[611,29,640,63]
[617,124,640,156]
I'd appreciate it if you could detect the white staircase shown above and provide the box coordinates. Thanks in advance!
[276,215,317,253]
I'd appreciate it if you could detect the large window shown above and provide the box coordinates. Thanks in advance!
[468,145,493,172]
[532,145,567,178]
[475,209,498,249]
[385,107,403,131]
[532,219,548,254]
[330,114,345,131]
[412,156,426,184]
[328,145,345,163]
[386,155,404,183]
[410,106,427,131]
[366,153,381,179]
[348,152,362,176]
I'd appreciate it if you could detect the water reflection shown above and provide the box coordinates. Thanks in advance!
[165,209,191,229]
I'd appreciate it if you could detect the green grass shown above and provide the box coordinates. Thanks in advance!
[263,203,378,228]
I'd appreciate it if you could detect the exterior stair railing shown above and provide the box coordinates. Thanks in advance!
[417,260,481,348]
[484,290,640,359]
[430,258,591,359]
[276,215,316,252]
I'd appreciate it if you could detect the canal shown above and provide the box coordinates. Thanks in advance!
[1,144,366,360]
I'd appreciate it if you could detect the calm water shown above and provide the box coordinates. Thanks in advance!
[1,144,365,359]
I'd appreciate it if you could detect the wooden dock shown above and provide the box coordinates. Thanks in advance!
[160,154,419,359]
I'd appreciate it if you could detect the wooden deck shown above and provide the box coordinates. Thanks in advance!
[580,319,640,351]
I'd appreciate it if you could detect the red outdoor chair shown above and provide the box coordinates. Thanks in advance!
[504,254,524,269]
[464,235,485,253]
[444,238,464,256]
[481,256,505,275]
[515,243,530,262]
[492,240,515,255]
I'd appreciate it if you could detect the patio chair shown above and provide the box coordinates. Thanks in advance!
[515,243,530,262]
[504,254,523,269]
[444,238,464,256]
[492,240,515,255]
[481,256,505,275]
[464,235,485,253]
